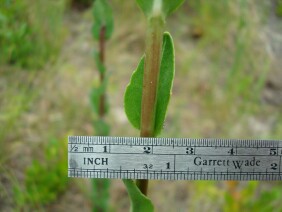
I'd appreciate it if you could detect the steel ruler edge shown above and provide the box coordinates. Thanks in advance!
[68,136,282,181]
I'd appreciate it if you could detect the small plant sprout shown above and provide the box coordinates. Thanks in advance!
[124,0,184,210]
[90,0,113,211]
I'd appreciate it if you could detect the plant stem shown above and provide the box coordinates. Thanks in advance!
[226,181,240,210]
[137,16,165,196]
[140,17,164,137]
[99,25,106,118]
[136,179,149,195]
[92,25,109,212]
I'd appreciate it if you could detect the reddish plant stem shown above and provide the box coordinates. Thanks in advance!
[226,181,240,210]
[99,26,106,118]
[136,179,148,196]
[140,18,164,137]
[92,26,108,212]
[137,17,164,196]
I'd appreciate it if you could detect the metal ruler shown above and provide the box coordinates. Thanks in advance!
[68,136,282,181]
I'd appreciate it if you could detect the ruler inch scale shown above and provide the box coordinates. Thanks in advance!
[68,136,282,181]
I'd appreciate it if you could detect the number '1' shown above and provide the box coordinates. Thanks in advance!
[166,162,170,169]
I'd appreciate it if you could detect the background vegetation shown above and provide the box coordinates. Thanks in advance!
[1,0,282,211]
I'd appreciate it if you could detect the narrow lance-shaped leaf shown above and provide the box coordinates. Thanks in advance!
[90,78,109,115]
[123,179,154,212]
[93,50,106,74]
[124,32,175,136]
[154,32,175,135]
[92,0,114,40]
[162,0,185,17]
[124,57,144,130]
[135,0,153,17]
[92,179,110,211]
[93,119,110,136]
[136,0,185,18]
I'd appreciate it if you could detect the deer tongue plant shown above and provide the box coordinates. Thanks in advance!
[124,0,184,211]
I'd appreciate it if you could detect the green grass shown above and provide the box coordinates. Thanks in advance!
[170,0,271,137]
[0,0,66,160]
[276,0,282,17]
[0,0,66,69]
[0,69,37,159]
[170,1,282,211]
[13,138,68,209]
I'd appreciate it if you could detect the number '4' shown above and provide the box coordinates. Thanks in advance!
[228,148,235,155]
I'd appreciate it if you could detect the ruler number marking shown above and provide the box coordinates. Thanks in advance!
[270,148,277,156]
[70,145,78,152]
[186,147,194,155]
[228,148,235,155]
[143,164,153,169]
[166,162,170,169]
[270,163,278,170]
[143,146,152,154]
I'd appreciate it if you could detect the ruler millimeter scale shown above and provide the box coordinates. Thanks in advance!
[68,136,282,181]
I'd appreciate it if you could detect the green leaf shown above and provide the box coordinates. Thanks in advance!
[124,32,175,135]
[136,0,185,18]
[90,79,108,115]
[92,179,110,211]
[0,11,7,23]
[123,179,154,212]
[124,57,144,130]
[92,0,114,40]
[162,0,185,17]
[93,119,110,136]
[154,32,175,135]
[93,50,106,74]
[136,0,153,17]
